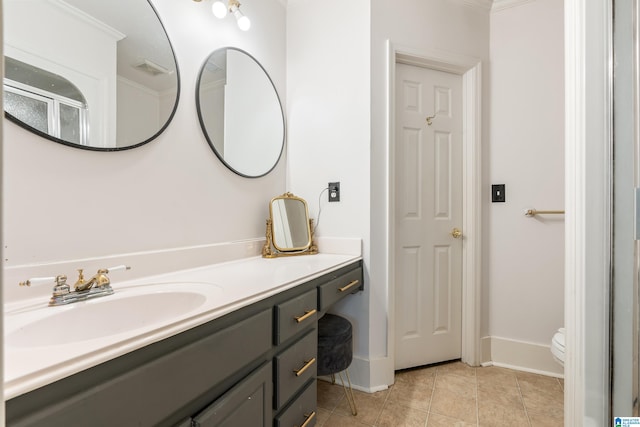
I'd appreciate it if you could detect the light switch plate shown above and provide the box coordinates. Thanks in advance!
[492,184,506,203]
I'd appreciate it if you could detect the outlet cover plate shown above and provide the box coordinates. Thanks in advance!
[329,182,340,202]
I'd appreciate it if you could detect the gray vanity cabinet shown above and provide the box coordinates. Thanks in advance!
[275,379,317,427]
[5,307,274,427]
[274,329,317,409]
[275,288,318,345]
[317,264,364,312]
[6,259,363,427]
[191,362,272,427]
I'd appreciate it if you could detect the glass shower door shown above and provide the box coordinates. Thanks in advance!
[612,0,640,418]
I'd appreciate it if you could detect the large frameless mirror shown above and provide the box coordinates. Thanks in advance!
[4,0,180,151]
[262,193,318,258]
[196,47,285,177]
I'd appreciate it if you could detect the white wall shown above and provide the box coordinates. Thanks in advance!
[486,0,564,370]
[287,0,372,385]
[2,0,287,271]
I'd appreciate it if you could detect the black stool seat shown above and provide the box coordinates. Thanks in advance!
[316,313,358,416]
[317,313,353,377]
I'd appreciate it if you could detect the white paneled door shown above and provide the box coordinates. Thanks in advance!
[394,63,463,370]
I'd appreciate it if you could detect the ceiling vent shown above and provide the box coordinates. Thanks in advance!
[134,59,173,76]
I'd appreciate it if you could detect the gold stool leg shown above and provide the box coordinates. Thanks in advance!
[337,370,358,416]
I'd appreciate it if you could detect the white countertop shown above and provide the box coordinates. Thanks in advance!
[4,253,361,400]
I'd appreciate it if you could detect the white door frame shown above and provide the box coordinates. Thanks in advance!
[387,41,482,367]
[564,1,613,425]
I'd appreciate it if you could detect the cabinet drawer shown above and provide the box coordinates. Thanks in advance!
[193,362,272,427]
[275,288,317,344]
[274,329,317,409]
[317,266,363,311]
[275,379,317,427]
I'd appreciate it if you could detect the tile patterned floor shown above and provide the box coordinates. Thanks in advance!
[316,361,564,426]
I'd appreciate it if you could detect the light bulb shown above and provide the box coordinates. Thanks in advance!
[232,8,250,31]
[237,15,251,31]
[211,1,227,19]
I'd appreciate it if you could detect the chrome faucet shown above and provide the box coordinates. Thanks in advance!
[20,265,131,306]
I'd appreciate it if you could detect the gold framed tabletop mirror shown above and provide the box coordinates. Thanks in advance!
[262,192,318,258]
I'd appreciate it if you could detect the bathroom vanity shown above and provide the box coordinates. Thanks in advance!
[5,255,363,427]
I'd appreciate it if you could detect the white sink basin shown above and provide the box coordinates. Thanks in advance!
[6,282,222,348]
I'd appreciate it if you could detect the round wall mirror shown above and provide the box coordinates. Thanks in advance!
[4,0,180,151]
[196,48,285,178]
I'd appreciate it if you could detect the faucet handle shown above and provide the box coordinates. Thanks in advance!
[105,265,131,273]
[93,265,131,289]
[19,274,70,297]
[19,276,57,287]
[94,269,110,288]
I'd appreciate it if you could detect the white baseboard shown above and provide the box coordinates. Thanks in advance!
[340,355,393,393]
[369,355,395,391]
[481,336,564,378]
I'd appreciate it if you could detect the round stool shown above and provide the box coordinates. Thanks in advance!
[317,313,357,415]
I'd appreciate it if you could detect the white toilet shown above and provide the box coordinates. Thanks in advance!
[551,327,566,366]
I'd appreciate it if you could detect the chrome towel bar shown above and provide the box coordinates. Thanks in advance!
[524,209,565,217]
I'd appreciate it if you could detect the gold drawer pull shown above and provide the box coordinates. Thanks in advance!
[339,279,360,292]
[294,357,316,377]
[294,309,317,323]
[296,411,316,427]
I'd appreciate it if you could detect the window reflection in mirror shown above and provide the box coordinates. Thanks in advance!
[4,57,89,145]
[4,0,179,150]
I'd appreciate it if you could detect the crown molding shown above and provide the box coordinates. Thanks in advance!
[46,0,125,41]
[491,0,536,12]
[448,0,493,12]
[464,0,494,11]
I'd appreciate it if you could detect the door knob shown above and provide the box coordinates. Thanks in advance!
[426,114,436,126]
[450,228,462,239]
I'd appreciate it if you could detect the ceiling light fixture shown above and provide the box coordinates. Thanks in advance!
[195,0,251,31]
